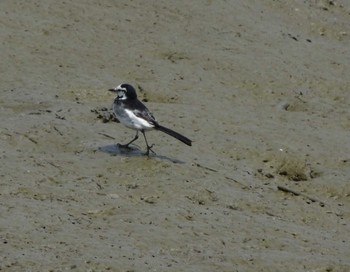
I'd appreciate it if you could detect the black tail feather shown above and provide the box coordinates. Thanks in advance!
[155,125,192,146]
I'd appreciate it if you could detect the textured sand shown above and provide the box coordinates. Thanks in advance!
[1,0,349,271]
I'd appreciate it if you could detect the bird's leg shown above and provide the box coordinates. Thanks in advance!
[118,131,139,148]
[141,130,155,156]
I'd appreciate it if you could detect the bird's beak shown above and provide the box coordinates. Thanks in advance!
[108,88,116,92]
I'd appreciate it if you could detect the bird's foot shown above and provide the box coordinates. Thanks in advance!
[144,144,156,156]
[117,143,133,150]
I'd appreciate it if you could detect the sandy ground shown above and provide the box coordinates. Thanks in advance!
[1,0,350,271]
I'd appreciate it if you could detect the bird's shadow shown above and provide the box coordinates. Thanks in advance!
[98,144,185,164]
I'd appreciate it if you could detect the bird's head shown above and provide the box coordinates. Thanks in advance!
[108,83,137,100]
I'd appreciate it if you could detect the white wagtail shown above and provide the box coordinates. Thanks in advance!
[108,83,192,155]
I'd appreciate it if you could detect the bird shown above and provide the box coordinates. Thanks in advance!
[108,83,192,155]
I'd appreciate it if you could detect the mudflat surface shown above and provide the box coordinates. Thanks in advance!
[1,1,349,271]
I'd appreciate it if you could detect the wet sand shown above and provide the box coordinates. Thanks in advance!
[1,0,349,271]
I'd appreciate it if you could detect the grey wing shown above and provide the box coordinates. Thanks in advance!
[133,100,158,126]
[134,108,157,125]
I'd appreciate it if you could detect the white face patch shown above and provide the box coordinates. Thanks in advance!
[116,85,128,100]
[117,91,127,100]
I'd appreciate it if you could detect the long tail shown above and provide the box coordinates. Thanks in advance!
[155,125,192,146]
